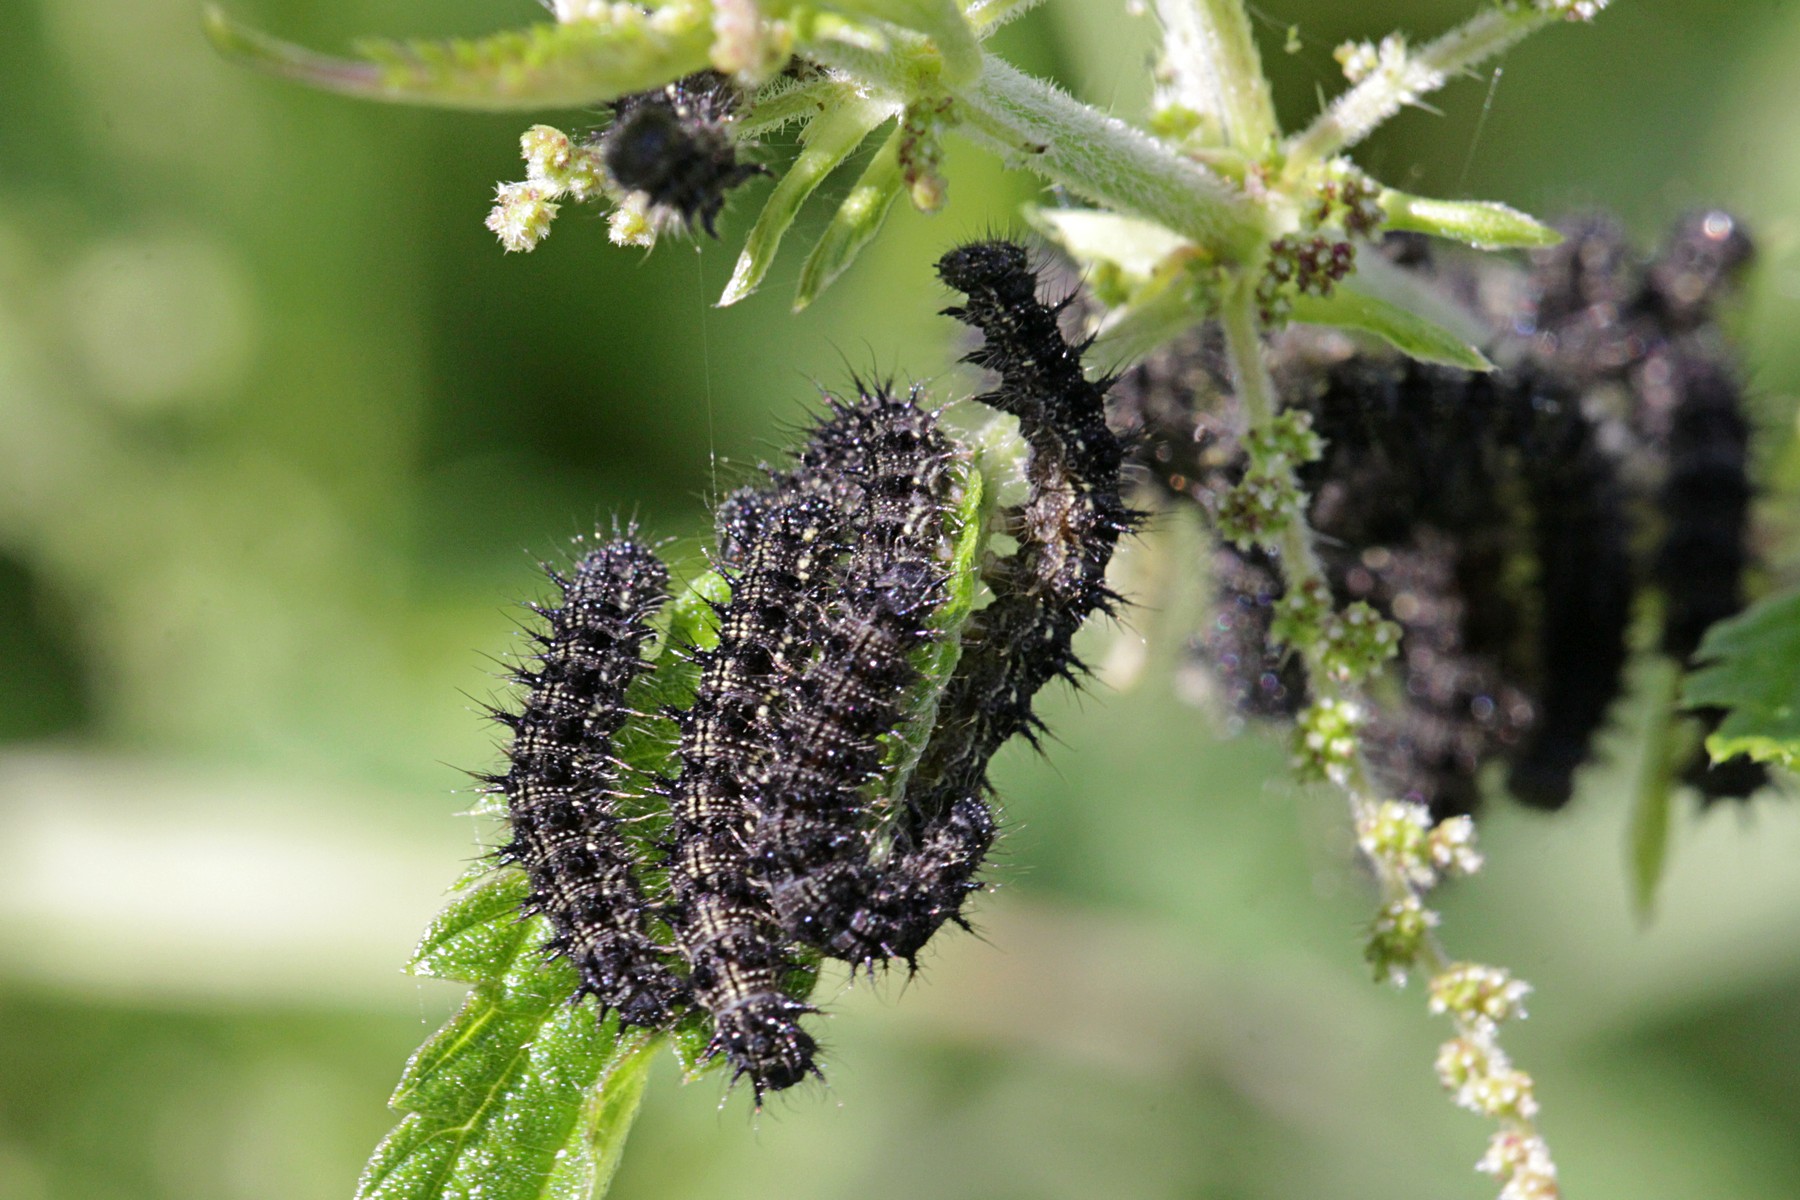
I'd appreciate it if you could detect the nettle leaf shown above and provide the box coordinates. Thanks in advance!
[203,6,712,112]
[1684,590,1800,770]
[795,125,907,311]
[1378,190,1561,250]
[361,875,648,1200]
[1626,654,1689,920]
[1030,207,1192,281]
[1291,281,1494,372]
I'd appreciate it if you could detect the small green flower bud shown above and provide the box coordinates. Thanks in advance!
[521,125,606,202]
[1333,34,1404,84]
[1478,1130,1560,1200]
[1429,963,1532,1027]
[1314,160,1384,237]
[608,194,657,248]
[1245,409,1325,468]
[1428,815,1484,877]
[1357,800,1434,887]
[1437,1034,1539,1120]
[1296,696,1365,785]
[1365,893,1438,983]
[486,182,560,253]
[1217,465,1305,548]
[1316,601,1400,684]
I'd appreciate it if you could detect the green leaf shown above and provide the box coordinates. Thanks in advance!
[409,872,536,982]
[1378,190,1562,250]
[1290,284,1493,372]
[204,6,712,112]
[721,96,894,306]
[360,866,662,1200]
[587,1035,659,1197]
[794,126,906,310]
[1684,589,1800,770]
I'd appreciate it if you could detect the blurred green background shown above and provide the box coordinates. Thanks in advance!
[4,2,1800,1198]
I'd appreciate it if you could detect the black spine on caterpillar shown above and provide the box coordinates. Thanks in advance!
[600,72,766,237]
[835,240,1134,962]
[488,535,686,1027]
[744,389,960,966]
[665,493,840,1096]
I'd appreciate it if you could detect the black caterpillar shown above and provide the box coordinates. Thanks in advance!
[665,491,842,1095]
[487,535,686,1026]
[747,388,960,962]
[600,72,764,236]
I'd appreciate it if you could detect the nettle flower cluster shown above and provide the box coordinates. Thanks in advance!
[207,4,1687,1199]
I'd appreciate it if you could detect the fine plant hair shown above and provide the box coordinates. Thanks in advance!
[207,4,1792,1200]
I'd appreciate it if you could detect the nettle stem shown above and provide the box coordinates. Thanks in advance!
[1153,0,1277,150]
[802,41,1268,259]
[1286,5,1573,169]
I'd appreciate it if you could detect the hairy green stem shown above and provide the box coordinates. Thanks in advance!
[1153,0,1277,150]
[958,58,1266,256]
[815,0,983,85]
[804,38,1266,256]
[1285,5,1560,168]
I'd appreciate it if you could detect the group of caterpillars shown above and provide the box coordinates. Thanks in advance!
[485,241,1132,1098]
[1112,211,1764,819]
[498,64,1768,1088]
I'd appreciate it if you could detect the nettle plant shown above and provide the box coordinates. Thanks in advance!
[208,2,1800,1199]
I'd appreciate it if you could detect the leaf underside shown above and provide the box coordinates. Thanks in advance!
[1683,589,1800,770]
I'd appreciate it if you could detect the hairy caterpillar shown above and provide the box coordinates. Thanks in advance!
[599,72,765,237]
[488,535,685,1026]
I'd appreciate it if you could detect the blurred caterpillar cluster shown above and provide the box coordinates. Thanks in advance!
[1108,213,1766,819]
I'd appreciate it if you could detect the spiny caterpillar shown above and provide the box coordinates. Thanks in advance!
[481,240,1131,1098]
[484,535,685,1025]
[599,72,765,237]
[1110,212,1763,819]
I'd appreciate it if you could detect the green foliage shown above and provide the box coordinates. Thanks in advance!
[1289,285,1494,371]
[359,871,648,1200]
[1684,589,1800,770]
[358,565,732,1200]
[721,94,896,306]
[1377,192,1562,251]
[197,3,1657,1198]
[794,126,908,310]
